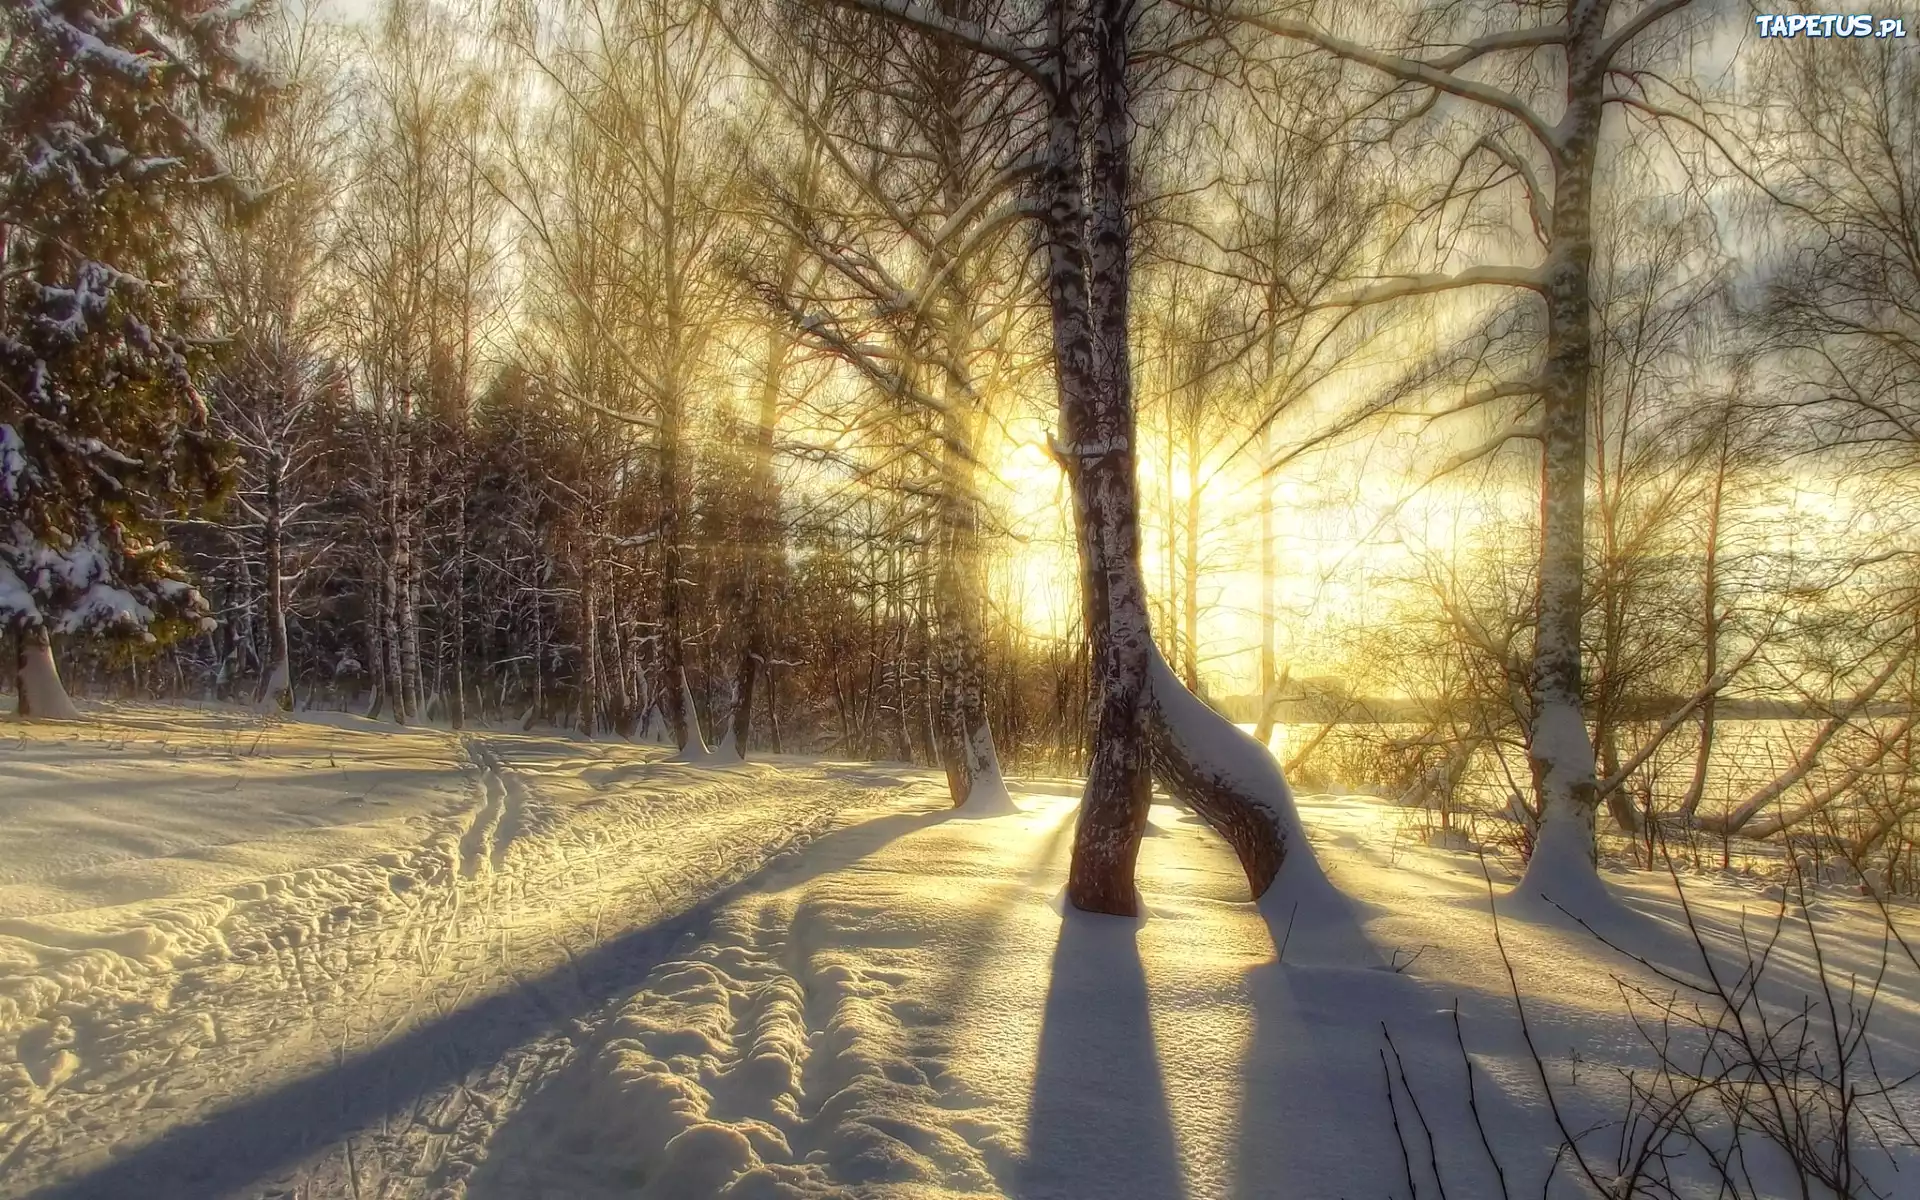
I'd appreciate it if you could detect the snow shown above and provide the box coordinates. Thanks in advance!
[2,705,1915,1198]
[0,426,26,501]
[1148,642,1316,875]
[19,1,163,81]
[13,637,81,721]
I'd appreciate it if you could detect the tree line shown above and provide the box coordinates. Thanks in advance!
[6,0,1920,908]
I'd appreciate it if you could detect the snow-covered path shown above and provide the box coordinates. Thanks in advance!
[5,708,1918,1200]
[0,708,919,1198]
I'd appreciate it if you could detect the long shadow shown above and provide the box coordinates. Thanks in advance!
[460,797,1076,1200]
[1018,910,1187,1200]
[1233,956,1539,1199]
[22,804,950,1200]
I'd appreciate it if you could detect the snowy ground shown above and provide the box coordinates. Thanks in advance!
[2,707,1917,1199]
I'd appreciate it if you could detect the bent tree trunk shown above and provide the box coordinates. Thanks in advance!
[1144,646,1307,896]
[14,625,82,720]
[1046,0,1301,914]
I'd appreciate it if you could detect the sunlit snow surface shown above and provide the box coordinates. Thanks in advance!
[1,704,1916,1198]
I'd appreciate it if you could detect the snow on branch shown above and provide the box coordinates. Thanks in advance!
[927,154,1047,251]
[1417,376,1543,423]
[1430,22,1568,70]
[1468,134,1552,244]
[1182,4,1559,150]
[1598,0,1697,68]
[1433,422,1541,476]
[1321,265,1546,309]
[780,302,958,430]
[19,0,163,80]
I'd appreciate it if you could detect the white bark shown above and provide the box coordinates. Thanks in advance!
[666,668,713,761]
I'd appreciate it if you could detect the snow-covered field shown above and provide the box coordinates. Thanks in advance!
[2,706,1917,1199]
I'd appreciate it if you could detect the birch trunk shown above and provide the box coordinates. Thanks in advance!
[1518,6,1605,899]
[1253,426,1278,748]
[448,488,467,731]
[1678,427,1728,822]
[579,569,599,738]
[932,444,1009,809]
[1043,1,1153,915]
[1047,0,1305,911]
[256,469,293,712]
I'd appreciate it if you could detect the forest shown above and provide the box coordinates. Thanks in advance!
[4,1,1920,1196]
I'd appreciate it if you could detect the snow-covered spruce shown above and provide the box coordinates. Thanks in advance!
[2,0,267,715]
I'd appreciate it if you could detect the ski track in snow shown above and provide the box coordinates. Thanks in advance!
[0,708,914,1199]
[4,707,1919,1200]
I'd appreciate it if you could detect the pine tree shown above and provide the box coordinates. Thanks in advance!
[1,0,267,716]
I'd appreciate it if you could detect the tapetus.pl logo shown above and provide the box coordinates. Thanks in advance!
[1753,13,1908,37]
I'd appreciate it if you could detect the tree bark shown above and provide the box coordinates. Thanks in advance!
[579,566,600,738]
[1678,424,1728,822]
[256,459,294,712]
[1253,425,1279,748]
[1519,7,1606,893]
[449,487,467,731]
[1040,0,1154,916]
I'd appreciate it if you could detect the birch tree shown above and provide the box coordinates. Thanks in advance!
[1194,0,1725,904]
[191,4,351,712]
[731,0,1037,804]
[817,0,1334,914]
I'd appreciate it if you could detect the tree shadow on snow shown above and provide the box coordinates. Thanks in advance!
[21,804,953,1200]
[1017,909,1188,1200]
[1233,957,1542,1199]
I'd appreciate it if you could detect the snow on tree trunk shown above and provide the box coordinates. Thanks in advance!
[667,668,713,761]
[1044,0,1158,917]
[1517,9,1606,907]
[449,489,468,732]
[930,313,1010,810]
[579,572,600,738]
[1036,0,1336,915]
[1144,642,1324,899]
[255,492,293,713]
[15,627,82,721]
[1518,699,1611,915]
